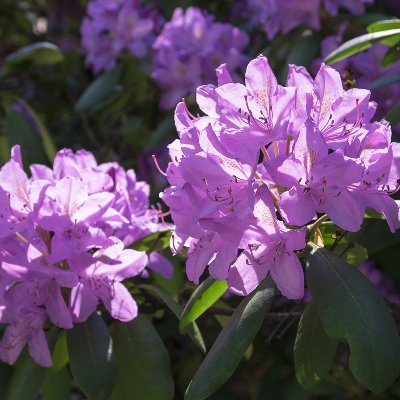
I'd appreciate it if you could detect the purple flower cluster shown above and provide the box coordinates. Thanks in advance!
[247,0,373,39]
[0,147,170,367]
[81,0,156,73]
[161,55,400,301]
[151,7,248,110]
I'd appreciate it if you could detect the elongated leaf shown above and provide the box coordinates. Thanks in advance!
[5,350,47,400]
[367,19,400,45]
[307,248,400,393]
[110,315,174,400]
[139,284,206,353]
[0,362,12,399]
[5,42,63,69]
[3,109,48,166]
[325,29,400,64]
[41,367,71,400]
[294,302,338,388]
[185,278,276,400]
[75,65,122,112]
[180,277,227,332]
[67,313,116,400]
[4,329,57,400]
[14,99,57,162]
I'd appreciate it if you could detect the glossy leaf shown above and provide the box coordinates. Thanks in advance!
[139,284,206,353]
[67,313,116,400]
[0,362,12,399]
[381,45,400,67]
[386,102,400,126]
[185,278,276,400]
[367,19,400,45]
[294,302,338,388]
[307,248,400,393]
[325,29,400,64]
[110,315,174,400]
[179,277,228,332]
[75,65,122,112]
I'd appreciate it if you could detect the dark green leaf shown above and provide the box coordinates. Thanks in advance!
[307,248,400,393]
[75,65,123,112]
[0,362,12,399]
[185,278,276,400]
[139,283,206,353]
[67,313,116,400]
[4,42,63,68]
[294,302,338,388]
[41,367,71,400]
[386,102,400,126]
[110,315,174,400]
[14,99,57,162]
[179,277,228,332]
[381,45,400,67]
[3,109,48,166]
[5,350,47,400]
[325,29,400,64]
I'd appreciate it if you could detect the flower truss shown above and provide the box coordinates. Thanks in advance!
[0,147,170,367]
[160,55,400,302]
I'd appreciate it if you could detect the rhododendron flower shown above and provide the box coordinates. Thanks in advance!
[0,146,169,367]
[152,7,248,109]
[160,54,400,300]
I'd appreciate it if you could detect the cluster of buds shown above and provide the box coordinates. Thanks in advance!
[160,55,400,300]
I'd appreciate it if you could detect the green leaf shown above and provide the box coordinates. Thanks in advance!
[5,350,47,400]
[131,230,172,253]
[4,329,57,400]
[139,284,206,353]
[75,65,123,112]
[185,278,276,400]
[41,367,71,400]
[325,29,400,64]
[48,331,68,373]
[386,102,400,126]
[14,99,57,162]
[4,42,63,69]
[381,45,400,67]
[294,302,338,388]
[3,109,48,166]
[179,277,228,332]
[67,313,116,400]
[307,248,400,393]
[0,362,12,399]
[367,19,400,45]
[110,315,174,400]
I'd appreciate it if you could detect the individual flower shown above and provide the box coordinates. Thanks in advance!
[152,7,248,109]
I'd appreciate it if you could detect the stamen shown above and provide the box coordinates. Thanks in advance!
[152,154,167,176]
